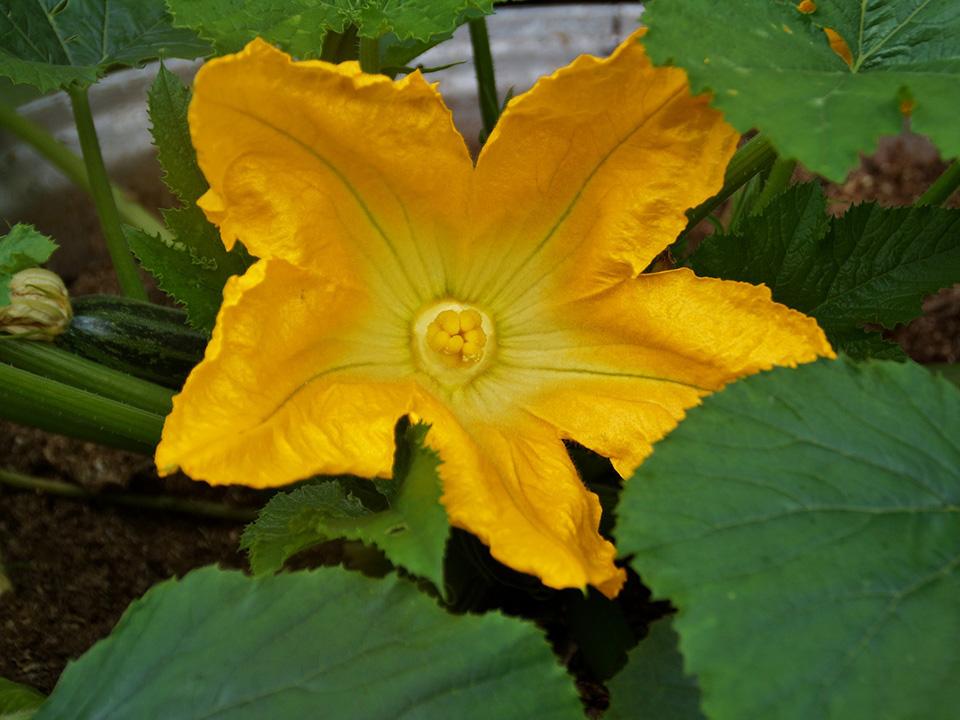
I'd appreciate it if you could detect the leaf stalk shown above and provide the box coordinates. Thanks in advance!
[0,361,162,454]
[67,86,149,300]
[917,160,960,207]
[0,340,172,415]
[469,17,500,137]
[0,102,170,240]
[358,36,381,74]
[0,467,257,522]
[750,157,798,217]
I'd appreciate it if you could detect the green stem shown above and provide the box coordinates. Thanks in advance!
[358,36,380,74]
[67,86,148,300]
[917,160,960,207]
[0,102,169,240]
[0,362,162,454]
[750,157,797,217]
[0,340,172,415]
[0,467,257,522]
[469,17,500,136]
[673,134,777,255]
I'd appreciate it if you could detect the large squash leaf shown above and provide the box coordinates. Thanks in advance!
[618,359,960,720]
[34,567,583,719]
[0,0,208,91]
[166,0,493,65]
[643,0,960,180]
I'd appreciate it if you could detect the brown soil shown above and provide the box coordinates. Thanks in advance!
[1,131,959,700]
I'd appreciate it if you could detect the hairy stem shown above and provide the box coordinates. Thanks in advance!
[0,340,172,415]
[0,362,162,454]
[469,17,500,137]
[917,160,960,207]
[0,103,170,240]
[0,467,257,522]
[68,86,148,300]
[750,157,798,217]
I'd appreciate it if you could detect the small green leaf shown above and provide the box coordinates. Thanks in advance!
[606,618,704,720]
[166,0,492,60]
[0,677,45,720]
[0,1,209,92]
[690,183,960,359]
[126,65,252,332]
[0,224,58,306]
[644,0,960,180]
[618,358,960,720]
[35,567,583,720]
[242,421,450,590]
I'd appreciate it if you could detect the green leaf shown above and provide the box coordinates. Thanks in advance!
[166,0,492,59]
[606,618,704,720]
[0,1,209,92]
[125,65,251,333]
[0,224,58,306]
[242,421,450,590]
[643,0,960,181]
[35,566,583,719]
[0,677,44,720]
[690,183,960,359]
[617,358,960,720]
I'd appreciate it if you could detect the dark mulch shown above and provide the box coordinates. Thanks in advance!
[0,493,247,692]
[1,131,958,700]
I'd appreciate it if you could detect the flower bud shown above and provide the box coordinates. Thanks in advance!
[0,268,72,341]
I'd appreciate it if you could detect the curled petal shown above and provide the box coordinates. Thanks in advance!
[191,39,473,306]
[505,269,834,477]
[156,259,414,486]
[460,29,738,313]
[424,408,626,597]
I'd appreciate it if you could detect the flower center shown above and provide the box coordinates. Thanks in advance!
[426,308,487,364]
[412,302,495,385]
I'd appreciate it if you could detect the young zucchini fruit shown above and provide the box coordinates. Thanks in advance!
[56,295,207,389]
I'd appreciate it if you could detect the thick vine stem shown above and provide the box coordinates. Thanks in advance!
[0,362,162,454]
[0,468,257,522]
[0,340,172,415]
[0,102,170,240]
[469,16,500,137]
[67,86,149,300]
[917,160,960,207]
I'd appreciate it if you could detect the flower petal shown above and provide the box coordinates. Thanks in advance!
[425,409,625,597]
[190,39,473,309]
[504,269,834,477]
[156,259,416,486]
[158,258,624,595]
[459,30,737,313]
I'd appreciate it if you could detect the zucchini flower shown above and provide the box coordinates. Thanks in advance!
[0,268,72,340]
[156,31,833,596]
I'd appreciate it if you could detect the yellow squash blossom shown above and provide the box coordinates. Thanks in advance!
[157,30,833,597]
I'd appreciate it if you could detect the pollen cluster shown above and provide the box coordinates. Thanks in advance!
[426,308,487,363]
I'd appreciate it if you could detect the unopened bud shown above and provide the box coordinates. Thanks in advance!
[0,268,72,341]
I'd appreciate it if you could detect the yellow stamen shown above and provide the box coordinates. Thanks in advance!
[797,0,816,13]
[437,309,460,335]
[423,307,490,366]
